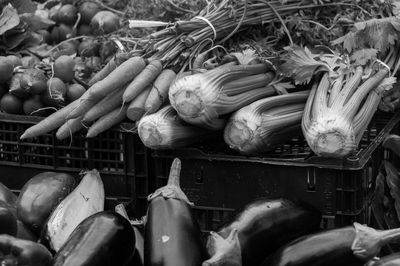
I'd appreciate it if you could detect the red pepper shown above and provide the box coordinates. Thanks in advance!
[0,235,52,266]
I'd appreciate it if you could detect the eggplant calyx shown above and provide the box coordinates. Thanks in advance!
[202,229,241,266]
[148,158,194,205]
[147,186,193,205]
[352,223,400,260]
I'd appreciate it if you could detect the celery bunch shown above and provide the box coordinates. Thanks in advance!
[169,63,276,130]
[281,46,396,158]
[224,91,309,155]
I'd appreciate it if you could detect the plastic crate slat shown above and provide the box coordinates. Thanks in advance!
[89,148,124,153]
[0,116,150,217]
[22,153,53,158]
[20,143,53,148]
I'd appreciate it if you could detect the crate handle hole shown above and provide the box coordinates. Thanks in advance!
[195,167,204,184]
[195,176,203,184]
[307,169,316,192]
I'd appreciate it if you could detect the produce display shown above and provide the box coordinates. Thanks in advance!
[0,160,396,265]
[0,0,394,159]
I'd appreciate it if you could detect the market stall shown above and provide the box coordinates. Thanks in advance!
[0,0,400,265]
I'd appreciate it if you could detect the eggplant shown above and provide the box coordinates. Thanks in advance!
[262,223,400,266]
[0,182,17,207]
[144,158,207,266]
[115,203,144,266]
[0,182,37,241]
[372,253,400,265]
[17,172,76,235]
[0,201,17,236]
[129,225,145,266]
[0,234,53,266]
[383,134,400,158]
[42,170,104,252]
[203,198,321,266]
[16,220,37,241]
[53,211,135,266]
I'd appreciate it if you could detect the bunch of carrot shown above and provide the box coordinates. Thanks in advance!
[20,53,177,140]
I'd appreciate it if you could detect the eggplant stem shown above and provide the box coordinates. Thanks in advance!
[352,223,400,261]
[378,228,400,245]
[203,229,241,266]
[167,158,182,187]
[148,158,194,205]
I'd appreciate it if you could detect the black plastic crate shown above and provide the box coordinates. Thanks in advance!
[152,111,400,232]
[0,114,150,216]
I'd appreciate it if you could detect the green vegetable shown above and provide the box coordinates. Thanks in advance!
[169,63,276,130]
[0,201,17,236]
[281,46,396,158]
[42,170,104,252]
[138,105,214,149]
[383,134,400,158]
[53,211,135,266]
[224,91,308,155]
[0,235,52,266]
[17,172,76,235]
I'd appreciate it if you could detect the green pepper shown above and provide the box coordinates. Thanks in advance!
[0,235,52,266]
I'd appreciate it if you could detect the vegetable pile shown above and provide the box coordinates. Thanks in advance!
[8,0,399,160]
[0,169,139,266]
[0,159,399,265]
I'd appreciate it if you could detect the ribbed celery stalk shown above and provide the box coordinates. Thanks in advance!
[169,63,276,130]
[224,91,309,155]
[302,68,393,158]
[138,105,214,149]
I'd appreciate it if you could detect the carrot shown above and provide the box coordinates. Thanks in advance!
[127,86,151,121]
[88,52,130,86]
[82,85,126,123]
[68,56,146,119]
[86,105,128,138]
[122,59,163,103]
[56,116,85,140]
[144,69,176,114]
[20,100,79,140]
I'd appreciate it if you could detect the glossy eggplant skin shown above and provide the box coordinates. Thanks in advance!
[130,226,144,266]
[217,198,321,266]
[262,226,365,266]
[0,201,17,236]
[17,172,76,234]
[16,220,37,242]
[0,182,17,207]
[0,234,52,266]
[53,211,136,266]
[144,197,206,266]
[373,253,400,265]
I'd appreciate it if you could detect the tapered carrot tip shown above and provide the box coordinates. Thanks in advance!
[20,131,29,140]
[167,158,181,187]
[86,132,95,138]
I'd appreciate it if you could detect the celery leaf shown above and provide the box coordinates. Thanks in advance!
[270,81,295,95]
[332,17,400,53]
[230,48,258,65]
[279,45,332,84]
[350,48,378,65]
